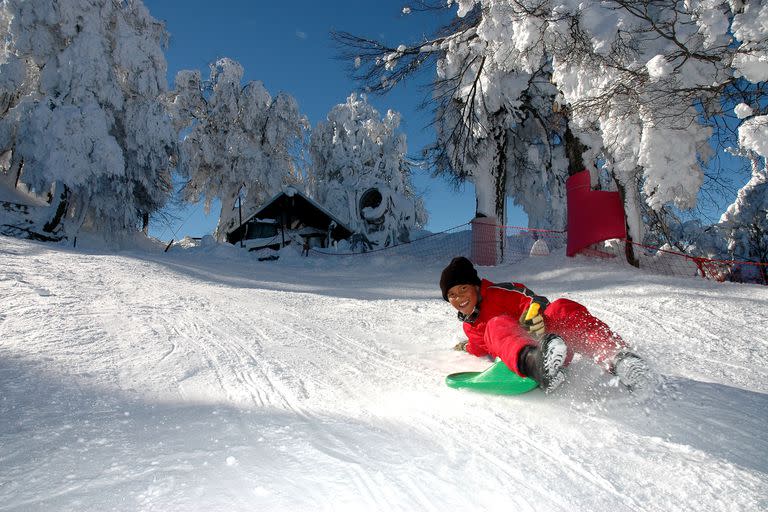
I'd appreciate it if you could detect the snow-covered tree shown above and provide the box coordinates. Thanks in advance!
[337,0,768,263]
[719,169,768,281]
[718,111,768,281]
[640,208,729,260]
[447,0,767,243]
[645,106,768,280]
[308,93,427,248]
[335,6,569,261]
[0,0,176,237]
[430,45,569,230]
[167,58,306,240]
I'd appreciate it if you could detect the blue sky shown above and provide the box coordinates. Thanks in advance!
[143,0,528,241]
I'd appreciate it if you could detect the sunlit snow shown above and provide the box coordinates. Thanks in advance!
[1,235,766,511]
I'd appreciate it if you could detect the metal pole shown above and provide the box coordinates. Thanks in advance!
[238,195,244,248]
[281,210,287,248]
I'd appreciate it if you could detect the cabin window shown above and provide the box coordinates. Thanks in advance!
[246,222,278,239]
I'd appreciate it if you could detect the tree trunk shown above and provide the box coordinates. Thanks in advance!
[563,120,586,176]
[491,127,508,263]
[141,212,150,234]
[216,192,238,242]
[43,184,70,234]
[614,179,640,268]
[14,157,23,189]
[72,193,90,237]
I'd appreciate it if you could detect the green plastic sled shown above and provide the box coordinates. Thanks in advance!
[446,358,538,395]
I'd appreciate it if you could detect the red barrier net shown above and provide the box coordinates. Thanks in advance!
[562,237,767,285]
[624,241,767,285]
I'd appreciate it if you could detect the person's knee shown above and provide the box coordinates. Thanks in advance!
[546,298,588,319]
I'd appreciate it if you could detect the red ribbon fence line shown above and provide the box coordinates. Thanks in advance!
[305,223,766,286]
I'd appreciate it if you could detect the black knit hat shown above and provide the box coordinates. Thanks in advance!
[440,256,481,301]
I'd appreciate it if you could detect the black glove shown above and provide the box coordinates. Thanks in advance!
[452,340,468,352]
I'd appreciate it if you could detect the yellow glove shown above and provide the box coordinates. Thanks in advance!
[520,303,546,338]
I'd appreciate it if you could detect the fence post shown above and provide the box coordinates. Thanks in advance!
[471,216,498,266]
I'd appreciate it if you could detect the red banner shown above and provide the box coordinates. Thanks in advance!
[566,170,626,257]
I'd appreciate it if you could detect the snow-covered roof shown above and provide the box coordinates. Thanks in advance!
[227,188,353,237]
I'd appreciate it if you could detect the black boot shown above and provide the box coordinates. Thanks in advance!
[518,334,568,392]
[610,351,652,391]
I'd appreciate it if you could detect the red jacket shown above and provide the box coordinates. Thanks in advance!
[461,279,625,375]
[462,279,545,363]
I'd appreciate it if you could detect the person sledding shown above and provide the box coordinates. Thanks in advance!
[440,256,652,393]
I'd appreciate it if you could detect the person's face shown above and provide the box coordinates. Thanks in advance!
[446,284,480,316]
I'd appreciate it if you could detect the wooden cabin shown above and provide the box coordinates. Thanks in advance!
[225,188,353,252]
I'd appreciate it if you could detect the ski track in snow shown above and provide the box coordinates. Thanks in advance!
[1,236,767,511]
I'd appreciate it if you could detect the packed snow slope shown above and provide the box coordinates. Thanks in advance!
[1,235,767,512]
